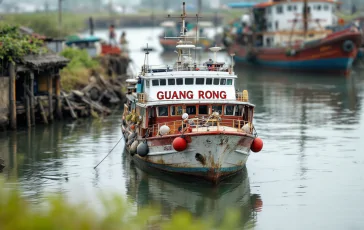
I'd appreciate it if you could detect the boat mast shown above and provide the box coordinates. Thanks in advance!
[303,0,308,40]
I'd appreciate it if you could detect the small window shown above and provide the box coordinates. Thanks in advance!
[171,105,183,116]
[206,78,213,85]
[213,78,219,85]
[185,78,194,85]
[220,79,226,85]
[158,106,168,117]
[293,5,297,11]
[225,105,235,116]
[276,5,283,14]
[160,79,166,86]
[324,4,329,11]
[227,79,233,85]
[196,78,204,85]
[235,105,243,116]
[152,79,159,86]
[186,105,196,115]
[198,105,209,115]
[267,7,271,14]
[212,105,222,115]
[146,80,150,87]
[275,21,279,30]
[168,79,175,85]
[317,5,321,11]
[287,5,292,11]
[176,78,183,85]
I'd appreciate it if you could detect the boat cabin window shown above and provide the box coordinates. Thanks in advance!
[171,105,183,116]
[220,79,226,85]
[324,4,329,11]
[293,5,297,11]
[157,106,168,117]
[185,78,194,85]
[177,78,183,85]
[227,79,233,85]
[243,106,249,121]
[206,78,213,85]
[287,5,292,11]
[198,105,209,115]
[160,79,166,86]
[186,105,196,115]
[146,80,150,88]
[168,79,175,85]
[212,105,222,115]
[196,78,205,85]
[152,79,159,86]
[225,105,235,116]
[213,78,219,85]
[235,105,243,116]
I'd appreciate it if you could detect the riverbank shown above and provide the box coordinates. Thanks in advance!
[0,25,131,132]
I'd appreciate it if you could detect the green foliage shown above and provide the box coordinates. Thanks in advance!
[59,48,101,92]
[0,177,249,230]
[0,24,45,63]
[1,13,86,38]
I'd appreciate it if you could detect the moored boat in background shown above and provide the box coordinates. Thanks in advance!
[224,0,362,74]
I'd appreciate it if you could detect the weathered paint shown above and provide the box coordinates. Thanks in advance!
[124,131,254,183]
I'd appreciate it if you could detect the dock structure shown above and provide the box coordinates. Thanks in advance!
[0,53,69,130]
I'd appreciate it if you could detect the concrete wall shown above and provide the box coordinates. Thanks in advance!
[0,77,10,125]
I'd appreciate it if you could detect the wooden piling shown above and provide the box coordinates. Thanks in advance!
[48,76,53,121]
[24,76,31,127]
[30,72,35,126]
[62,91,77,119]
[37,98,48,124]
[9,63,16,130]
[55,74,62,119]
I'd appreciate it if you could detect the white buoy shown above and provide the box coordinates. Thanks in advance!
[182,113,189,120]
[159,125,171,135]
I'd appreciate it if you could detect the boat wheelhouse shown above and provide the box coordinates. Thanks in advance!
[122,2,263,183]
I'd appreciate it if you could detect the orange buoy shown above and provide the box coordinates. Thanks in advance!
[172,137,187,151]
[130,125,135,130]
[251,137,263,153]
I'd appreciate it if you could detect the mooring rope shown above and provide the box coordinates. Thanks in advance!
[93,135,124,169]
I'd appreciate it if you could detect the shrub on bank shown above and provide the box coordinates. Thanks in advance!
[0,178,247,230]
[59,48,102,92]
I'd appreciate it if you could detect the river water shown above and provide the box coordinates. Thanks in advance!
[1,28,364,229]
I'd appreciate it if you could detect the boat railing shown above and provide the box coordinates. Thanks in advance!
[147,118,254,137]
[144,63,231,73]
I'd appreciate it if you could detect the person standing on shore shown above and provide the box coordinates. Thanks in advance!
[109,25,117,46]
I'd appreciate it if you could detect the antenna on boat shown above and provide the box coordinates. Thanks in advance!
[142,43,149,75]
[194,13,198,68]
[230,53,235,74]
[209,46,222,63]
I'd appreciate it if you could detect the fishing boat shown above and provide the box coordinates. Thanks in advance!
[159,20,215,52]
[224,0,363,74]
[121,2,264,184]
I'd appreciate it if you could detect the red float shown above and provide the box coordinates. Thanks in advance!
[172,137,187,151]
[251,137,263,153]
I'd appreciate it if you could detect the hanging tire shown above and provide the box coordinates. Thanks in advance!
[342,40,355,53]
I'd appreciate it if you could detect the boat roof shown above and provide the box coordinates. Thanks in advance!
[254,0,339,8]
[227,2,257,8]
[65,35,101,45]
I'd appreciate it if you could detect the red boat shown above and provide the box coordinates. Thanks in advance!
[224,0,363,74]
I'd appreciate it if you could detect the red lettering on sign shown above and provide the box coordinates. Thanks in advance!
[187,91,193,99]
[198,91,205,99]
[157,91,164,99]
[220,91,226,99]
[156,91,227,100]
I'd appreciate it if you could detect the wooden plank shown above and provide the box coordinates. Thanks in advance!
[61,91,77,119]
[37,97,48,124]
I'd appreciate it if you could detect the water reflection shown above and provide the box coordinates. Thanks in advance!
[123,154,262,228]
